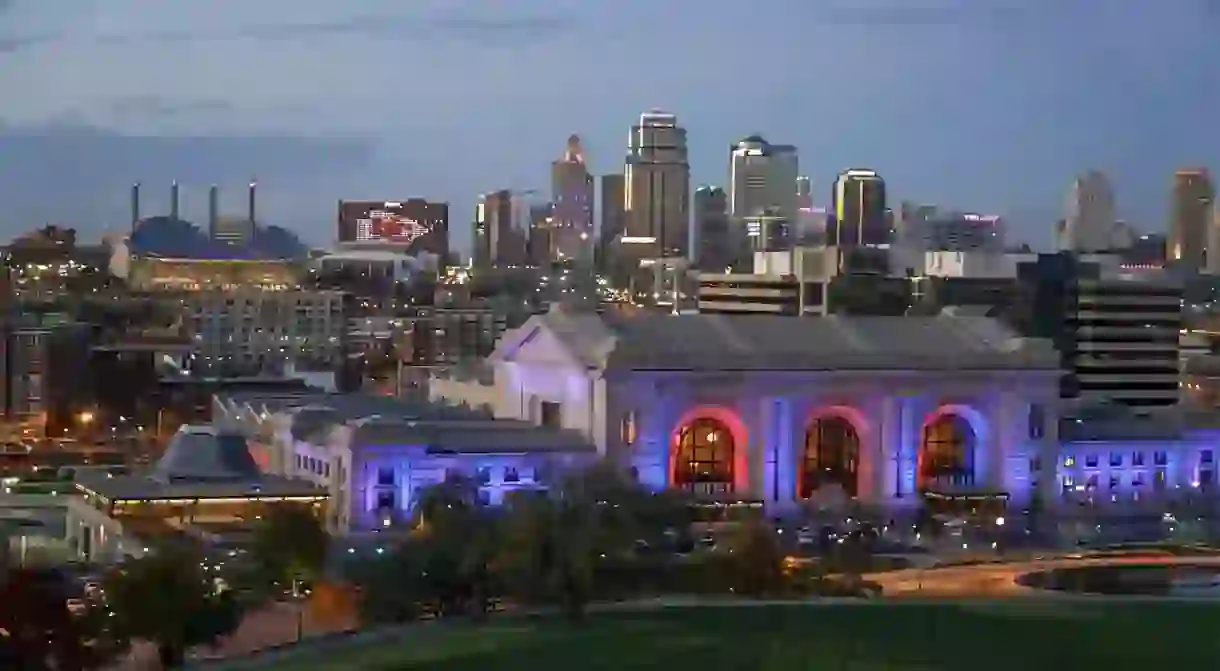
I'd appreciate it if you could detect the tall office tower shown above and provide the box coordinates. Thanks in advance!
[623,110,691,260]
[1060,170,1116,253]
[796,176,813,210]
[527,202,555,268]
[550,135,595,264]
[597,173,626,278]
[729,135,799,226]
[474,190,526,267]
[831,169,888,246]
[694,186,734,271]
[1169,167,1215,270]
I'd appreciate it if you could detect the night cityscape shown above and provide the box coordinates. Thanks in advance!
[3,2,1220,670]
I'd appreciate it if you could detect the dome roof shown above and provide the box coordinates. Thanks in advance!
[150,426,262,483]
[130,216,306,261]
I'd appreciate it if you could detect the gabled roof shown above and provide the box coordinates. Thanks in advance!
[496,308,1060,373]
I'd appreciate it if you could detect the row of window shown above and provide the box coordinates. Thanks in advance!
[1059,449,1209,470]
[375,465,537,487]
[297,453,331,478]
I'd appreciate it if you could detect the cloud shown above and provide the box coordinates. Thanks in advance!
[0,12,580,53]
[0,122,376,242]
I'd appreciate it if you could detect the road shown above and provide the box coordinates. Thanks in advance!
[865,554,1220,597]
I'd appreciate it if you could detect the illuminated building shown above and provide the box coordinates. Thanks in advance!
[336,199,450,262]
[550,135,594,263]
[448,307,1062,514]
[1168,168,1214,270]
[67,425,327,562]
[729,135,799,227]
[831,169,888,247]
[623,111,690,261]
[473,190,527,268]
[212,392,593,533]
[180,289,349,375]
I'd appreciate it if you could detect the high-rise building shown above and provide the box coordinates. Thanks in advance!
[1061,170,1116,253]
[694,186,735,271]
[796,176,813,210]
[728,135,799,225]
[623,110,690,260]
[474,190,526,267]
[1169,167,1214,270]
[899,204,1005,253]
[527,202,554,268]
[831,169,888,247]
[550,135,594,264]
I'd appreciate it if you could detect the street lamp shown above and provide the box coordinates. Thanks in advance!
[78,411,94,426]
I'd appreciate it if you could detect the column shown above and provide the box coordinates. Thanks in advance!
[896,395,919,500]
[759,396,796,511]
[878,396,901,500]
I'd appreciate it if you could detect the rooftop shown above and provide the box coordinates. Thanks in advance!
[495,309,1061,372]
[216,392,595,456]
[75,425,325,502]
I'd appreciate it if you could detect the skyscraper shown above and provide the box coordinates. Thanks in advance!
[1061,170,1116,253]
[550,135,594,264]
[796,176,813,210]
[831,169,888,247]
[694,186,733,271]
[474,190,526,267]
[728,135,799,225]
[623,110,690,260]
[1169,168,1215,270]
[598,174,626,278]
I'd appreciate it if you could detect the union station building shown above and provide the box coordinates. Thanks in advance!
[435,307,1067,516]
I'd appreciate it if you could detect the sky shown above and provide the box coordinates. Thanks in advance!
[0,0,1218,253]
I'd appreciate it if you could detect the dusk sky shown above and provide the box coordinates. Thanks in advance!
[1,0,1217,252]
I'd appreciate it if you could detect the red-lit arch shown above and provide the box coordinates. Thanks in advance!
[916,404,986,491]
[800,406,870,500]
[669,406,749,494]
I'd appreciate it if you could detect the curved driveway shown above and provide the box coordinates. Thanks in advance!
[865,554,1220,597]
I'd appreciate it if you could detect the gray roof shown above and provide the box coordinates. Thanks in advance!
[73,424,327,502]
[76,473,325,503]
[217,391,595,456]
[499,309,1060,372]
[150,427,262,483]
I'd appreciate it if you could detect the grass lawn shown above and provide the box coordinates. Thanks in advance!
[281,601,1220,670]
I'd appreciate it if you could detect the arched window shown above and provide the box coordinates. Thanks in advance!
[801,417,860,498]
[919,414,975,490]
[673,418,734,495]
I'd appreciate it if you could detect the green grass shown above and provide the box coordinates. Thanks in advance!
[274,601,1220,671]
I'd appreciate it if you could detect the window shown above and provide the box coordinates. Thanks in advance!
[503,467,520,483]
[620,411,637,445]
[1132,452,1145,467]
[1085,454,1098,468]
[1028,404,1045,439]
[1108,474,1120,491]
[477,489,491,506]
[1085,474,1099,491]
[1203,450,1215,465]
[377,467,395,486]
[1154,469,1167,490]
[1109,452,1123,467]
[375,491,395,510]
[477,467,491,485]
[1201,470,1214,487]
[1153,451,1168,467]
[1063,456,1075,468]
[540,401,562,428]
[1030,456,1042,473]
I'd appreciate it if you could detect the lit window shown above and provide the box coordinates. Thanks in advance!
[620,411,637,445]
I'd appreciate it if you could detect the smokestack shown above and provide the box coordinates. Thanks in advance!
[208,185,219,239]
[170,181,180,220]
[248,179,257,227]
[131,182,141,232]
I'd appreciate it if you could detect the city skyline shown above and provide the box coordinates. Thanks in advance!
[1,1,1218,251]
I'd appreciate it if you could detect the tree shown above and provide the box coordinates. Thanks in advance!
[104,547,243,669]
[723,518,787,597]
[497,461,692,619]
[0,567,93,670]
[248,504,331,640]
[249,504,330,597]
